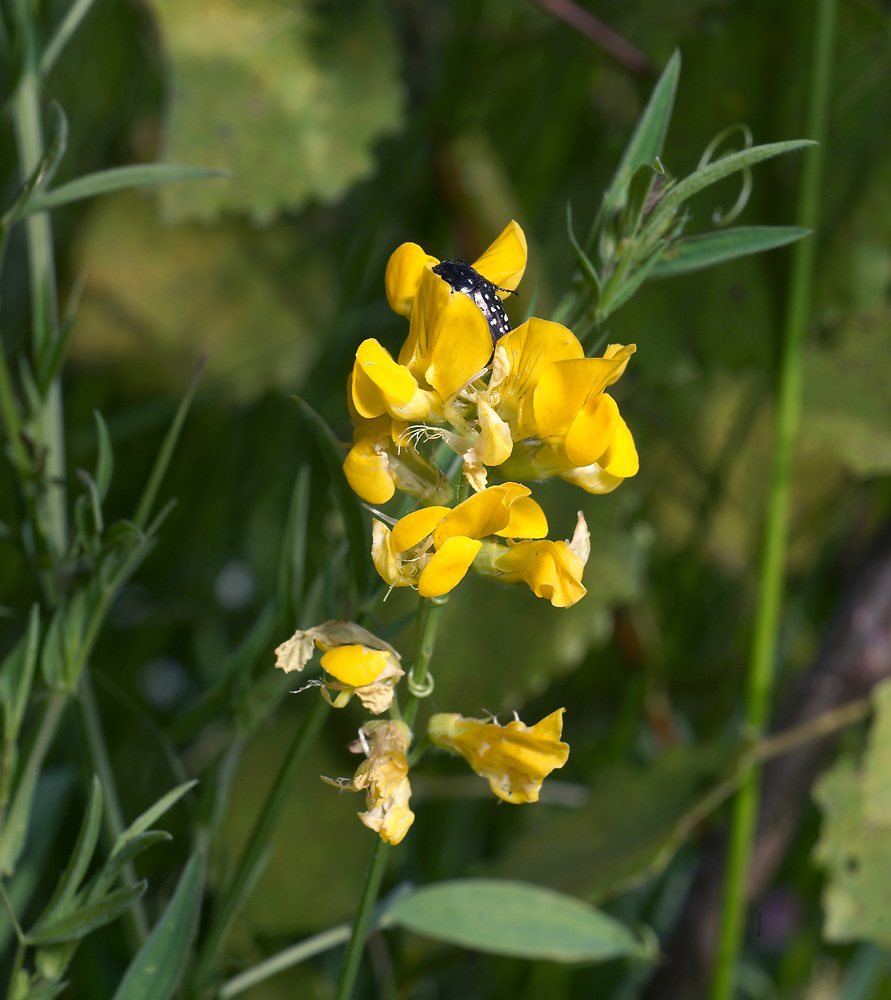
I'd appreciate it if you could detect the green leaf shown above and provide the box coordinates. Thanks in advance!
[602,50,680,216]
[112,780,197,857]
[385,880,653,963]
[278,465,311,636]
[650,226,810,278]
[27,882,147,945]
[36,314,77,395]
[88,831,172,903]
[111,854,204,1000]
[76,469,104,539]
[24,165,226,215]
[41,0,101,75]
[1,103,69,228]
[566,202,600,301]
[36,777,102,924]
[651,140,816,228]
[144,0,405,222]
[39,592,90,692]
[0,605,41,743]
[294,397,369,599]
[813,679,891,946]
[92,411,114,501]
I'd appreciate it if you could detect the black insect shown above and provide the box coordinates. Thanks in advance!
[432,259,516,345]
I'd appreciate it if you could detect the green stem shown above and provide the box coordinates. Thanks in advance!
[403,595,447,729]
[333,837,389,1000]
[190,694,329,993]
[12,36,68,566]
[78,671,149,947]
[709,3,836,998]
[0,345,30,476]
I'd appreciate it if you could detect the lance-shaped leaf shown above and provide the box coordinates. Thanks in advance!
[27,883,147,945]
[650,225,811,278]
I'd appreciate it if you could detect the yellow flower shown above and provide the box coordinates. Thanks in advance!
[428,708,569,804]
[274,621,404,714]
[385,220,527,319]
[476,511,590,608]
[343,414,453,506]
[371,483,547,597]
[325,721,415,846]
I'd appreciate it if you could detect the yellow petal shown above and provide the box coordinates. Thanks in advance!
[417,536,481,597]
[531,357,626,439]
[321,645,391,686]
[371,520,406,588]
[391,507,450,552]
[343,439,396,504]
[385,243,438,317]
[602,417,639,477]
[423,288,494,402]
[564,393,620,468]
[354,339,432,421]
[495,540,587,608]
[496,495,548,539]
[471,220,528,295]
[434,484,529,546]
[601,343,636,385]
[477,400,513,467]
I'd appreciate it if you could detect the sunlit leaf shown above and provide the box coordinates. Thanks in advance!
[385,879,653,963]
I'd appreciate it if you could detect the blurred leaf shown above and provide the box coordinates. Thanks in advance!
[92,411,114,501]
[27,882,147,945]
[803,306,891,477]
[294,397,369,599]
[111,854,204,1000]
[1,103,68,228]
[39,591,90,692]
[35,777,102,926]
[488,743,735,901]
[278,466,311,636]
[88,831,172,903]
[650,226,810,278]
[41,0,102,75]
[35,314,77,395]
[24,164,225,215]
[385,879,653,963]
[0,604,40,746]
[69,193,326,396]
[112,779,197,855]
[602,50,680,217]
[146,0,405,223]
[651,140,816,226]
[813,680,891,946]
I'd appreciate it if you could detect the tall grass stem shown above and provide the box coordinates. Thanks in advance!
[709,1,837,996]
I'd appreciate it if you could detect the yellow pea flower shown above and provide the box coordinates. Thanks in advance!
[324,721,415,846]
[428,708,569,804]
[371,484,548,597]
[385,220,527,319]
[475,511,590,608]
[274,621,404,714]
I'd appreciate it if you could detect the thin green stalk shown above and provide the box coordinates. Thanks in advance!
[333,837,389,1000]
[334,595,447,1000]
[78,671,149,947]
[12,36,68,564]
[709,2,836,998]
[0,346,30,476]
[190,694,329,993]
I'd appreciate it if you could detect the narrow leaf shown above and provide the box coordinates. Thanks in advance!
[41,0,101,75]
[652,140,817,226]
[0,605,41,741]
[36,777,102,924]
[602,50,680,215]
[93,411,114,501]
[294,397,369,598]
[133,356,204,530]
[27,882,147,945]
[385,879,653,963]
[1,103,69,227]
[649,225,810,278]
[89,831,172,902]
[566,203,600,300]
[36,314,77,394]
[111,854,204,1000]
[278,466,311,635]
[24,165,228,215]
[112,780,197,856]
[76,469,104,537]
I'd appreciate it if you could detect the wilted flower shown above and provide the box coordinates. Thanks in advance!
[428,708,569,804]
[324,721,415,846]
[275,621,404,714]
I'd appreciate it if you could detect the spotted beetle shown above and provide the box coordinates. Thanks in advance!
[432,259,516,345]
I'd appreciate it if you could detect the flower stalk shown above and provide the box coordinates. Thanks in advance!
[709,2,837,996]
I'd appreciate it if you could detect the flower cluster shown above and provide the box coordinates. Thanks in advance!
[276,621,569,845]
[343,221,638,608]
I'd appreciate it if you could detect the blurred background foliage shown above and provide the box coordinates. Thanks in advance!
[2,0,891,997]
